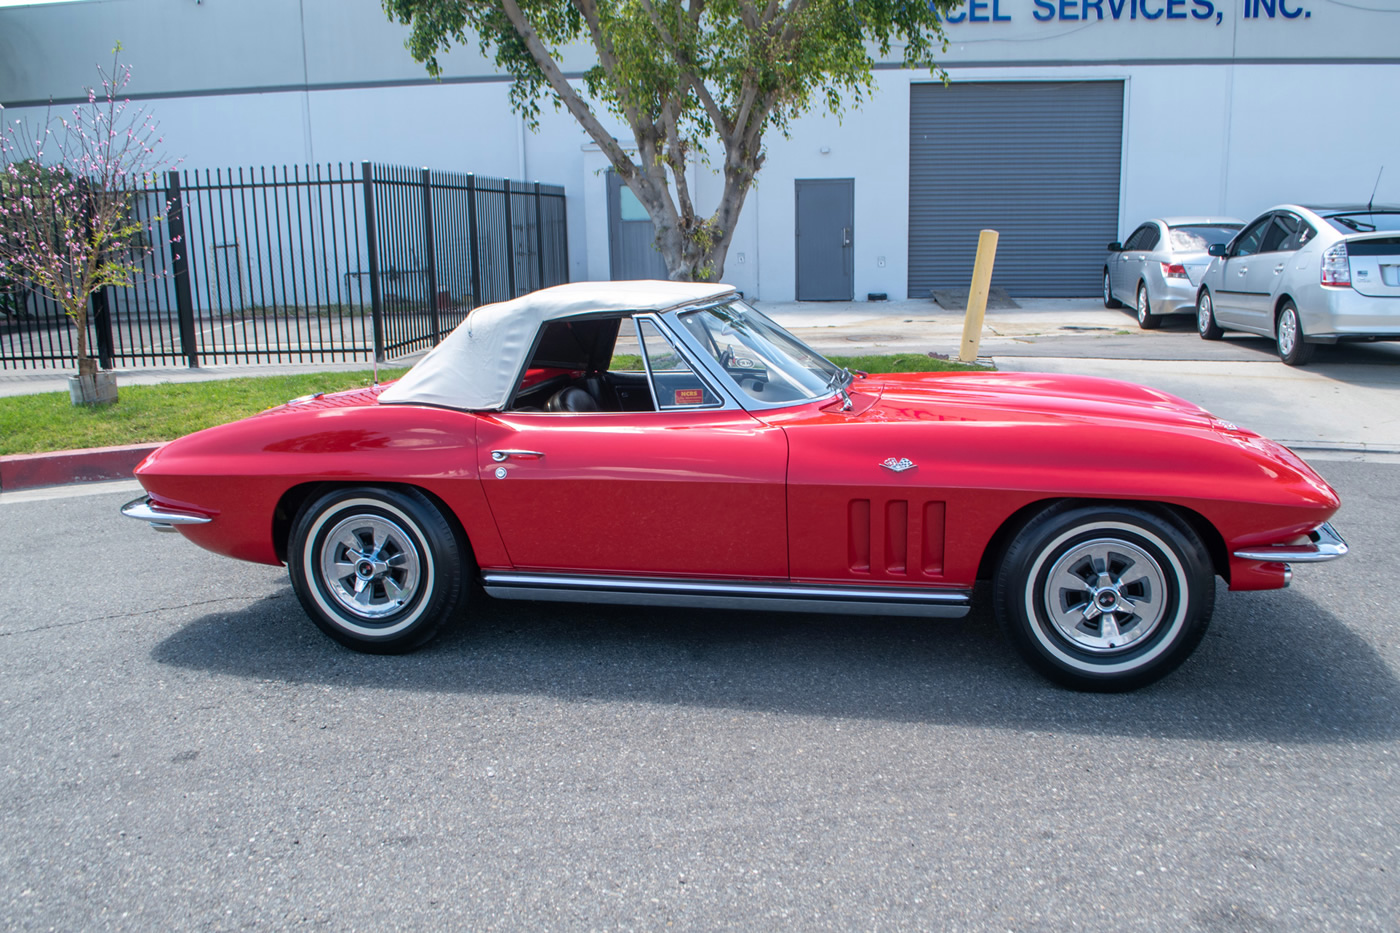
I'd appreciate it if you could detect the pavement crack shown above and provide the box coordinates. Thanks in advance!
[0,595,271,637]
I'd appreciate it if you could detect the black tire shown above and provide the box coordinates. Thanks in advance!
[1103,269,1122,308]
[1197,289,1224,340]
[288,486,469,653]
[1275,300,1315,366]
[992,503,1215,692]
[1136,283,1160,330]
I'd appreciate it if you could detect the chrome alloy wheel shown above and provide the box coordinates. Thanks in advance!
[1197,296,1212,334]
[1041,537,1167,653]
[318,513,422,621]
[1278,306,1300,357]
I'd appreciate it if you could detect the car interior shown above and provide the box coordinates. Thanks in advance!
[506,314,721,414]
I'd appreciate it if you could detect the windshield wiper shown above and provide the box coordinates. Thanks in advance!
[1333,216,1376,232]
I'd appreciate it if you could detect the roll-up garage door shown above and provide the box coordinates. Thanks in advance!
[909,81,1123,298]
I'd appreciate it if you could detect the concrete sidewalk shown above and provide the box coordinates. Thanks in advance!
[3,296,1398,491]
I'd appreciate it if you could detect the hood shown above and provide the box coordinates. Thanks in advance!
[864,371,1220,433]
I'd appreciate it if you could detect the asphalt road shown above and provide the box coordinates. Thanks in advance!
[2,463,1396,931]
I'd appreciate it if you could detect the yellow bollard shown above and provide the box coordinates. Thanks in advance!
[958,229,1000,363]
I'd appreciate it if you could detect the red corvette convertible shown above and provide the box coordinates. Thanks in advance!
[123,281,1346,690]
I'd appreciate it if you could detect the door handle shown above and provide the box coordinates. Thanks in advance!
[841,227,851,247]
[491,449,545,462]
[1274,264,1284,274]
[1237,266,1248,276]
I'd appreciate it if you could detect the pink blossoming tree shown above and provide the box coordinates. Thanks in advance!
[0,46,173,395]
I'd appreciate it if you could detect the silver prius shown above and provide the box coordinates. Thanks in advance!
[1195,204,1400,365]
[1104,217,1244,329]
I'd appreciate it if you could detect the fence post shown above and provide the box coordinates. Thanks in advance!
[504,183,516,299]
[559,190,570,283]
[89,288,114,370]
[78,179,116,369]
[361,161,385,362]
[466,174,481,308]
[421,167,441,345]
[533,182,545,290]
[165,171,199,368]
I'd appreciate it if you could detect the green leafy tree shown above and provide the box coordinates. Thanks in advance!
[0,47,172,382]
[385,0,952,281]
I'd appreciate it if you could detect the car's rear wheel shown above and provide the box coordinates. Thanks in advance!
[1197,289,1223,340]
[993,504,1215,692]
[1136,283,1160,329]
[289,486,469,653]
[1276,300,1315,366]
[1103,270,1121,308]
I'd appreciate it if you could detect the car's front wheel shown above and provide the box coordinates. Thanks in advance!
[1103,269,1121,309]
[1197,289,1224,340]
[993,504,1216,691]
[1136,283,1160,330]
[289,486,469,653]
[1276,300,1315,366]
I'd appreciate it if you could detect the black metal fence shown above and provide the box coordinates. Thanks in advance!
[0,162,569,369]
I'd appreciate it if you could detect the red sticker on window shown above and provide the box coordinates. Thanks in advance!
[674,388,705,405]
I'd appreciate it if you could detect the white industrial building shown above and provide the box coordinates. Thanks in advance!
[2,0,1397,301]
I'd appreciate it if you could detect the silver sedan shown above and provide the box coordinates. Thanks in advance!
[1195,204,1400,365]
[1105,217,1243,329]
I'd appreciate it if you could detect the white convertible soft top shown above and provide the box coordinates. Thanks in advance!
[378,280,735,410]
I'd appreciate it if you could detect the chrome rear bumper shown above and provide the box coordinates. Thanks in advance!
[1233,522,1348,563]
[121,496,212,533]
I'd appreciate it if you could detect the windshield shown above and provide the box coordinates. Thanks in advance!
[1168,224,1242,251]
[677,300,848,405]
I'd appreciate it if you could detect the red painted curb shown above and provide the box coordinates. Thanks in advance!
[0,443,163,492]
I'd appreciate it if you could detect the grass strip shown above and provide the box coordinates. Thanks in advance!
[0,353,984,456]
[0,369,408,456]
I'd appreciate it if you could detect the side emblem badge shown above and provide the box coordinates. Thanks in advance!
[880,457,917,473]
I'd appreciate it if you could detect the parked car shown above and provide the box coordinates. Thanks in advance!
[1196,204,1400,364]
[122,281,1346,692]
[1105,217,1244,329]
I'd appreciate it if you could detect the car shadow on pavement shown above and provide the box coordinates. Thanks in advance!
[150,580,1398,746]
[1221,333,1400,378]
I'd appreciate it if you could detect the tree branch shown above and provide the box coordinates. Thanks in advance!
[497,0,639,178]
[636,0,729,137]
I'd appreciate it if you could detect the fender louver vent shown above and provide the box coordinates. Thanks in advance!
[849,498,946,577]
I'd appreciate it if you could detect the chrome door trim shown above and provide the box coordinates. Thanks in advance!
[481,571,972,618]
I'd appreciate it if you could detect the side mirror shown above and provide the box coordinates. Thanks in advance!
[1208,243,1228,258]
[1107,242,1122,252]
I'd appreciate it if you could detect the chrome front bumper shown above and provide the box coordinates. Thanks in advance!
[1232,522,1348,563]
[121,496,212,533]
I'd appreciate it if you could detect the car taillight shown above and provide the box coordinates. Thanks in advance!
[1320,242,1350,287]
[1161,262,1188,279]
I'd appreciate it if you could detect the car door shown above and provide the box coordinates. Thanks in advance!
[1113,224,1155,298]
[475,316,789,578]
[1213,215,1273,329]
[1232,214,1307,334]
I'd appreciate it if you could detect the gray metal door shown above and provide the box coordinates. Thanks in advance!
[795,178,854,301]
[909,81,1124,297]
[607,171,669,281]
